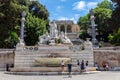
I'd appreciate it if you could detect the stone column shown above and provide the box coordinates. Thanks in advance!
[65,25,67,35]
[89,9,98,48]
[20,11,26,45]
[58,25,60,35]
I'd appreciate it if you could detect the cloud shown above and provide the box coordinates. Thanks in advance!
[56,6,63,12]
[73,1,86,11]
[57,6,62,10]
[73,1,98,11]
[87,2,97,9]
[57,16,77,24]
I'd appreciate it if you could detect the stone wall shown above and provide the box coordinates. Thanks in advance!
[0,49,14,70]
[94,48,120,67]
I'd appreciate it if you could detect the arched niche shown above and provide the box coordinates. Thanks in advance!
[67,24,72,33]
[60,25,65,32]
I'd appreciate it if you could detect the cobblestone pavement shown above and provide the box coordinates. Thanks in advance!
[0,71,120,80]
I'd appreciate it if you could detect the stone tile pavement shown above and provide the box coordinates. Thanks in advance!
[0,71,120,80]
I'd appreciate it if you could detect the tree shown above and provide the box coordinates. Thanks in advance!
[77,15,91,40]
[0,0,49,48]
[108,28,120,45]
[110,0,120,32]
[29,1,49,20]
[98,0,111,9]
[77,0,112,42]
[25,13,47,46]
[0,0,27,48]
[111,0,120,5]
[94,7,112,42]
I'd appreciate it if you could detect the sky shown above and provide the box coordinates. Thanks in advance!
[39,0,103,23]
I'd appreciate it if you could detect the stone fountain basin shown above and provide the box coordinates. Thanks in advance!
[34,58,71,67]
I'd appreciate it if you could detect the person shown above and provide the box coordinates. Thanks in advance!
[81,60,85,72]
[85,61,89,71]
[77,60,80,72]
[105,63,109,71]
[61,60,65,72]
[67,62,72,78]
[102,61,106,71]
[94,62,99,70]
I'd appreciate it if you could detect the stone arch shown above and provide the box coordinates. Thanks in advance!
[67,24,72,33]
[60,25,65,32]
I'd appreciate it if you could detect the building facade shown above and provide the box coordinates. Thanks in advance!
[53,20,80,34]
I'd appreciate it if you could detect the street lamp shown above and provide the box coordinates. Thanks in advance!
[89,9,98,48]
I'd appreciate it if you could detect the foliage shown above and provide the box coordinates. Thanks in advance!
[110,0,120,32]
[94,7,112,42]
[77,15,90,31]
[77,15,90,40]
[6,31,19,48]
[77,0,112,42]
[0,0,27,48]
[79,30,91,40]
[0,0,49,48]
[98,0,111,9]
[25,13,47,46]
[29,1,49,20]
[108,28,120,45]
[57,38,62,44]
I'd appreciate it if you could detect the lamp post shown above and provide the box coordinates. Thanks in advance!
[89,9,98,48]
[20,11,26,45]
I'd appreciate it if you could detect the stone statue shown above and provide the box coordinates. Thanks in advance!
[60,32,71,44]
[38,32,50,44]
[38,20,72,45]
[49,21,58,38]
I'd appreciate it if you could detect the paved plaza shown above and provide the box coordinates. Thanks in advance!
[0,71,120,80]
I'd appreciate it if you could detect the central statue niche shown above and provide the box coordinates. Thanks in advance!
[38,21,72,45]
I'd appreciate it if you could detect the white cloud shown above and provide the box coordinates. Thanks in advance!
[57,16,77,24]
[87,2,97,9]
[57,6,62,10]
[73,1,86,11]
[58,17,68,20]
[73,1,98,11]
[56,6,63,12]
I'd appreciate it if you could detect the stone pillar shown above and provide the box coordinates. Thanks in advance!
[89,9,98,48]
[19,11,26,46]
[65,25,67,35]
[58,25,61,35]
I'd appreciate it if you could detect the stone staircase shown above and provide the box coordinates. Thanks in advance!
[67,33,82,45]
[13,40,94,72]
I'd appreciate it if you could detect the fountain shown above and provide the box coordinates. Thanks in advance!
[10,21,95,73]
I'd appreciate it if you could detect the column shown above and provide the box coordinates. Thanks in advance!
[58,25,60,35]
[89,9,98,48]
[20,11,26,44]
[65,25,67,35]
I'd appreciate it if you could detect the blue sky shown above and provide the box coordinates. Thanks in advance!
[39,0,103,23]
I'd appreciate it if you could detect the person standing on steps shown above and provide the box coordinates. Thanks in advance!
[61,60,65,72]
[67,61,72,78]
[81,60,85,72]
[77,60,80,72]
[85,61,89,71]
